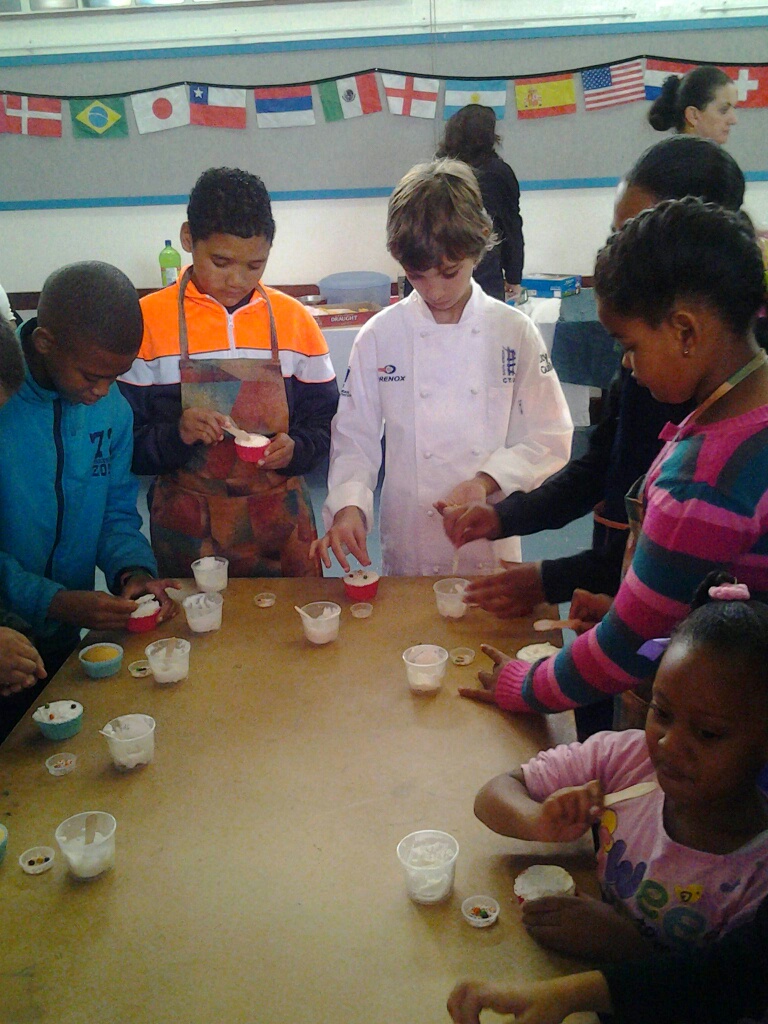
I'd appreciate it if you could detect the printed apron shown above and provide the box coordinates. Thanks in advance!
[150,269,321,579]
[614,349,768,730]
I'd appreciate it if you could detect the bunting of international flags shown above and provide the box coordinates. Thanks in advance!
[2,57,768,142]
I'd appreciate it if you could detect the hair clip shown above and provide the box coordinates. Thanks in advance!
[637,637,670,662]
[708,582,751,602]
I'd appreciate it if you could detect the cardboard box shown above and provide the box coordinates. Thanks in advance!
[308,302,393,329]
[521,274,581,299]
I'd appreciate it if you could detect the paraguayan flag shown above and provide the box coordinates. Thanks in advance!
[443,79,508,119]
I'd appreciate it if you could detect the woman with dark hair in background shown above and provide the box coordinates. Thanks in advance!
[648,65,738,144]
[436,103,524,301]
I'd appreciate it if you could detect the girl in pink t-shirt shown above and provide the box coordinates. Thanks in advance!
[473,572,768,962]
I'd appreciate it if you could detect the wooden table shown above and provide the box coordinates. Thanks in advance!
[0,578,598,1024]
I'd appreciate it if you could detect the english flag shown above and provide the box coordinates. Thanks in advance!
[381,75,439,118]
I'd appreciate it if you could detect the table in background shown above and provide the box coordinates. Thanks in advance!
[1,578,598,1024]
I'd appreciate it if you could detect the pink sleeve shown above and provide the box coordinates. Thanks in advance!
[523,729,651,803]
[494,658,537,712]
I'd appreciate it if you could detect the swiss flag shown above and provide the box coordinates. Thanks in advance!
[718,65,768,108]
[0,94,62,137]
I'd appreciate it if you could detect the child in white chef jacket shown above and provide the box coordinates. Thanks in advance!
[312,158,573,577]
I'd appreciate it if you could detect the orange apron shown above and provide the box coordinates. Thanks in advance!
[150,268,321,579]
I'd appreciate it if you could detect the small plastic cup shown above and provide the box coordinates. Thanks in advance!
[402,645,448,694]
[145,638,191,684]
[450,647,475,666]
[461,895,500,928]
[183,591,223,633]
[101,714,156,770]
[191,556,229,593]
[350,602,373,619]
[19,846,55,875]
[55,811,116,880]
[298,602,341,645]
[234,434,270,462]
[433,578,469,619]
[46,752,77,777]
[396,829,459,904]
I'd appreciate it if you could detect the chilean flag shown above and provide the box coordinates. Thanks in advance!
[189,85,247,129]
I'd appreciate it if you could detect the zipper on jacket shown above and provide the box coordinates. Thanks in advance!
[44,398,66,578]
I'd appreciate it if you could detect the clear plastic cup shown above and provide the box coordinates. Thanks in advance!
[402,644,448,694]
[396,830,459,904]
[183,591,223,633]
[145,638,190,684]
[433,578,469,619]
[101,714,156,770]
[55,811,116,880]
[298,602,341,645]
[191,556,229,593]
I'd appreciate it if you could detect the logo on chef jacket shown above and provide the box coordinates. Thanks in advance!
[540,352,554,374]
[501,347,517,384]
[90,429,112,477]
[378,364,405,382]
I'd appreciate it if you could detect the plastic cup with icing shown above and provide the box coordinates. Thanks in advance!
[402,644,448,694]
[396,829,459,904]
[101,714,156,770]
[297,602,341,645]
[513,864,576,904]
[55,811,116,880]
[145,638,191,684]
[343,569,379,602]
[183,591,223,633]
[234,432,270,463]
[433,578,469,619]
[127,593,160,633]
[191,556,229,593]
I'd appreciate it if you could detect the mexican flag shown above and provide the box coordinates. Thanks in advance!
[318,73,381,121]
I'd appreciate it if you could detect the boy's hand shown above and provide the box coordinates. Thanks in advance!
[0,627,46,696]
[569,589,613,634]
[439,502,501,547]
[121,576,179,623]
[310,506,369,573]
[538,780,604,842]
[522,892,651,960]
[179,408,228,447]
[463,563,546,618]
[258,433,294,470]
[48,590,142,631]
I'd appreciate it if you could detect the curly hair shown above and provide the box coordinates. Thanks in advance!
[187,167,276,244]
[594,197,765,333]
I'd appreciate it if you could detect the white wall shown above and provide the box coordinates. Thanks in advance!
[3,181,768,294]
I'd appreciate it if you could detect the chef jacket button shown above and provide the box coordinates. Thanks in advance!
[420,388,430,398]
[424,451,432,459]
[470,387,479,395]
[433,565,441,573]
[471,327,481,335]
[472,448,481,456]
[426,508,435,517]
[420,331,429,338]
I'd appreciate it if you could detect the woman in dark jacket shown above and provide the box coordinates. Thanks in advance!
[436,104,524,301]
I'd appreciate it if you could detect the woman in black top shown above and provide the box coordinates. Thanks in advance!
[436,104,524,301]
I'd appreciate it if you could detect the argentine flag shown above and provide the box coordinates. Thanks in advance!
[443,79,508,120]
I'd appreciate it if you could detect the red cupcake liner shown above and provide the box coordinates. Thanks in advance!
[127,611,159,633]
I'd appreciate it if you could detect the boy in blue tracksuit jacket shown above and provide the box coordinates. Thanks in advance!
[0,262,177,741]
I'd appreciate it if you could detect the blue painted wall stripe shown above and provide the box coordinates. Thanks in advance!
[1,171,767,211]
[1,16,768,68]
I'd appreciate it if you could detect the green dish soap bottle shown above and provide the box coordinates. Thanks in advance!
[159,240,181,287]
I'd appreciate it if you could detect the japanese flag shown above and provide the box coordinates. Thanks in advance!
[131,86,190,134]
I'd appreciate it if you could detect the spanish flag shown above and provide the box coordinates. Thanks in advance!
[514,74,576,119]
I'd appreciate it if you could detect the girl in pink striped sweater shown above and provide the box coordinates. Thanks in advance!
[462,198,768,716]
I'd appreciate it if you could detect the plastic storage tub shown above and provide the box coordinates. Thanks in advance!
[318,272,391,310]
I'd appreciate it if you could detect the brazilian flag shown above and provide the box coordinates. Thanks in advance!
[70,97,128,139]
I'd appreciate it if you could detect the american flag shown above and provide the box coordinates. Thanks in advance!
[581,59,645,111]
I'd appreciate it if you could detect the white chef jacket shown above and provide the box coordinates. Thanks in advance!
[323,281,573,576]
